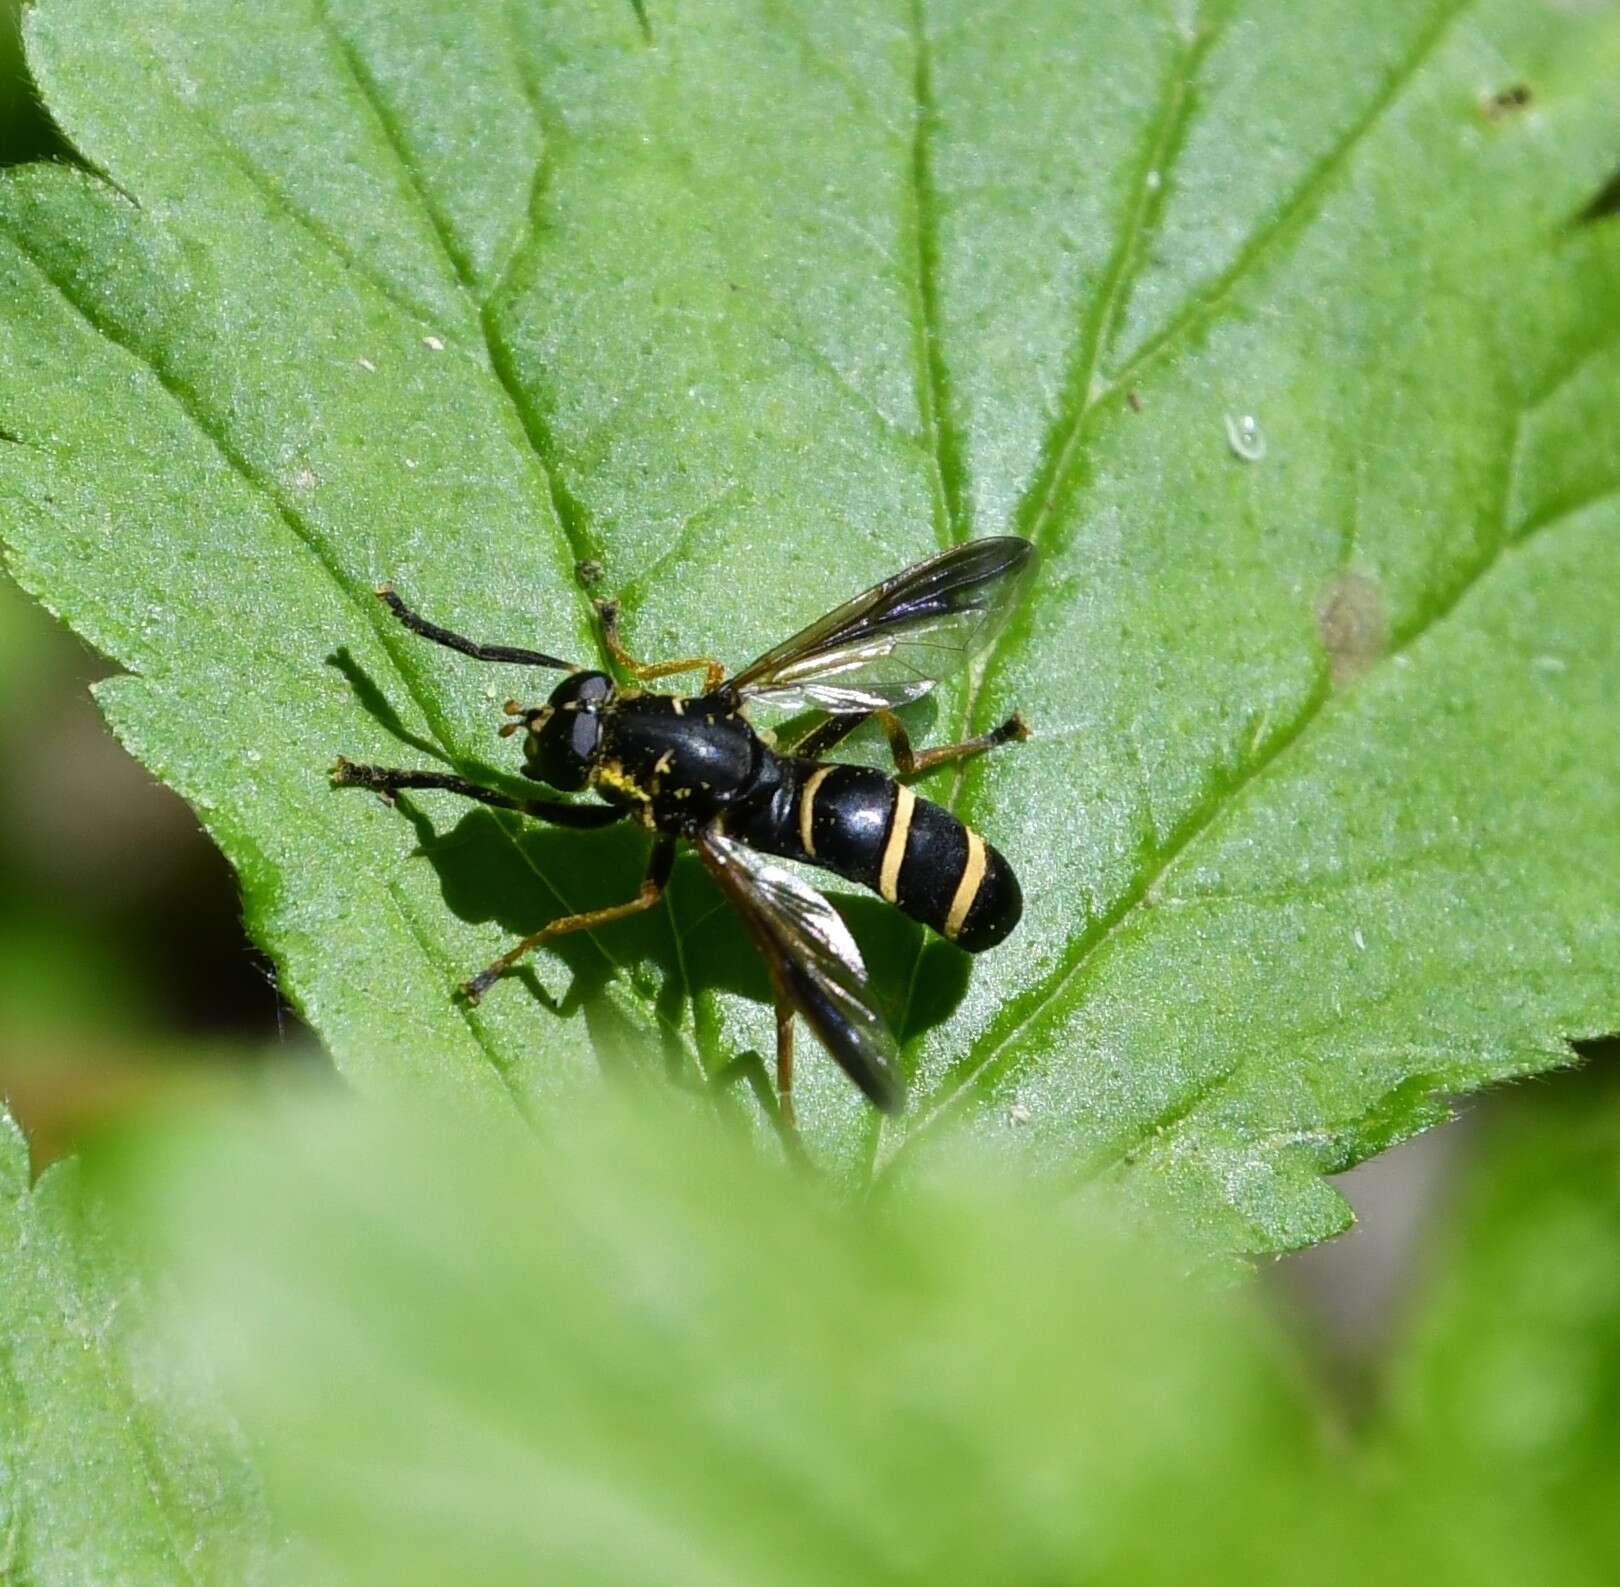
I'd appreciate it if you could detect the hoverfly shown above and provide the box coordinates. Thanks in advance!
[332,536,1035,1123]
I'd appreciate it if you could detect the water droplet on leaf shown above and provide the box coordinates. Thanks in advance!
[1224,413,1265,462]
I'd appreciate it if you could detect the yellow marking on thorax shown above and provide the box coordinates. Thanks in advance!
[799,765,833,855]
[879,784,915,904]
[591,759,650,804]
[671,697,684,715]
[945,829,987,939]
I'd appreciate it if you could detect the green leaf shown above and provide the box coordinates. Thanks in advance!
[2,0,1619,1251]
[50,1081,1620,1584]
[0,1108,268,1585]
[1372,1070,1620,1586]
[108,1090,1339,1587]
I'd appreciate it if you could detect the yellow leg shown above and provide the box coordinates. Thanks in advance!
[774,995,797,1136]
[874,708,1030,779]
[461,838,675,1003]
[597,599,726,692]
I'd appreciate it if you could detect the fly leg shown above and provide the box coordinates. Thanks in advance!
[774,994,797,1136]
[782,712,866,759]
[711,1046,809,1158]
[783,708,1030,777]
[330,759,625,827]
[596,599,727,692]
[461,836,676,1003]
[375,585,575,670]
[873,708,1029,779]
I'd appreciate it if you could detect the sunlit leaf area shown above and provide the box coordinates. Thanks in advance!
[1,1,1617,1579]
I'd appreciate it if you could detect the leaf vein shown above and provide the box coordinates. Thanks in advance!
[0,221,624,1109]
[1098,0,1480,405]
[906,0,962,549]
[1013,4,1228,552]
[887,402,1593,1167]
[164,83,452,335]
[314,0,612,669]
[64,1248,213,1587]
[0,216,457,750]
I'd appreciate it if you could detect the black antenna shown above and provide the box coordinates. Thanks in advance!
[376,585,577,671]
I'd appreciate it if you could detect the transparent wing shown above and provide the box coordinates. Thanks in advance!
[696,832,902,1112]
[731,536,1036,714]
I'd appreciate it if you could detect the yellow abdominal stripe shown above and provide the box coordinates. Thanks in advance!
[798,765,833,856]
[945,829,987,940]
[878,784,915,905]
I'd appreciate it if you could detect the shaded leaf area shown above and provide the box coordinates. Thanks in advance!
[1,0,1619,1250]
[0,0,67,167]
[0,1110,267,1587]
[1371,1070,1620,1587]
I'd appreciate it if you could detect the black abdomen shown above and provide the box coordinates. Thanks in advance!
[732,758,1021,952]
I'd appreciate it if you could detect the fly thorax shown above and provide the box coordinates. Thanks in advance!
[598,693,760,822]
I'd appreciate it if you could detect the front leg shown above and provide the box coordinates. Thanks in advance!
[331,759,625,827]
[462,835,678,1003]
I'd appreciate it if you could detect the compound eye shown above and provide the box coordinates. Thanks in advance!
[549,670,613,709]
[569,710,601,761]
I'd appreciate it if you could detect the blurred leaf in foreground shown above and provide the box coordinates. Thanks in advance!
[19,1076,1620,1586]
[108,1091,1333,1587]
[1,0,1619,1252]
[0,1108,267,1586]
[1372,1070,1620,1587]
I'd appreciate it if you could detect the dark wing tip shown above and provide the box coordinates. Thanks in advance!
[865,1067,906,1114]
[983,534,1037,569]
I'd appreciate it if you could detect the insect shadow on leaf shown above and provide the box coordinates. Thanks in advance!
[327,647,448,766]
[387,791,970,1101]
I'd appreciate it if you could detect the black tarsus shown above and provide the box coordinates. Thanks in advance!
[377,585,576,670]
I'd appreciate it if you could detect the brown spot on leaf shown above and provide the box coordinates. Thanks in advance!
[1480,83,1532,121]
[1315,571,1387,688]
